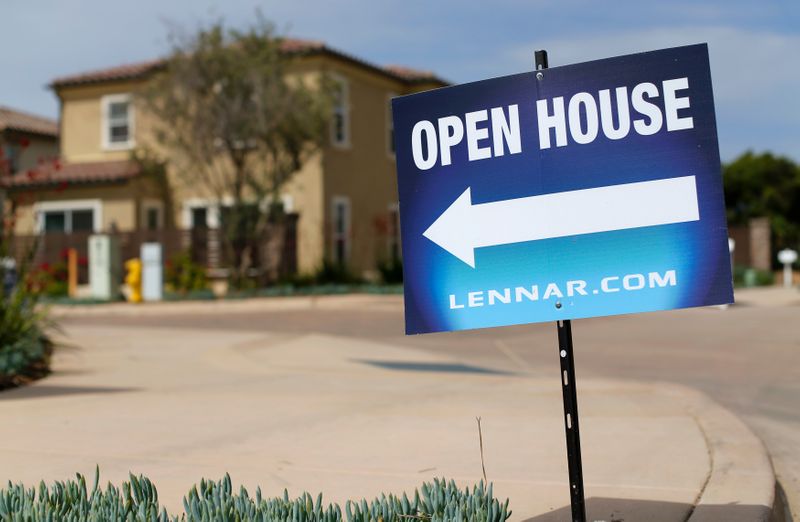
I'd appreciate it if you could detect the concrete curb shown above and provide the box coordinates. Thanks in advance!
[48,293,404,317]
[660,383,776,522]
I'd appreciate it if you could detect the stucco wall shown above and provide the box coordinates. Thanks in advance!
[16,136,59,172]
[319,59,405,276]
[59,80,147,163]
[9,178,161,235]
[0,133,58,174]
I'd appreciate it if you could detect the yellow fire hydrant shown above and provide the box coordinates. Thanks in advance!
[124,258,142,303]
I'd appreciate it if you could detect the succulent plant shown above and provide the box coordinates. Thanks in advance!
[0,469,511,522]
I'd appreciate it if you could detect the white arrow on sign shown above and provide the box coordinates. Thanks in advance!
[423,175,700,268]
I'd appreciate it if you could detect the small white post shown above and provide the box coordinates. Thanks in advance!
[777,249,797,288]
[141,242,163,301]
[728,238,735,274]
[89,235,121,300]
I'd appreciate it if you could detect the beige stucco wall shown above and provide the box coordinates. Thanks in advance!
[9,178,161,235]
[0,133,58,174]
[58,80,148,163]
[283,152,325,274]
[317,59,406,276]
[16,136,59,172]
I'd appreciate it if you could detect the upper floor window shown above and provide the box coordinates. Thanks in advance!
[102,94,134,150]
[330,76,350,148]
[2,143,19,173]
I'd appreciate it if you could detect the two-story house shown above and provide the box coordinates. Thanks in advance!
[3,39,446,278]
[0,106,59,219]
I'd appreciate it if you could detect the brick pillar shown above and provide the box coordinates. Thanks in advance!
[749,217,771,271]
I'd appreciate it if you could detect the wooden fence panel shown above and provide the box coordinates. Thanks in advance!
[8,214,298,286]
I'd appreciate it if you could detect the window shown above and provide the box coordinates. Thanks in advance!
[141,200,164,231]
[3,143,20,173]
[43,211,66,233]
[220,203,260,236]
[102,94,134,150]
[387,93,397,157]
[71,210,94,231]
[330,76,350,148]
[182,196,291,232]
[146,208,160,230]
[191,207,208,229]
[332,196,351,265]
[35,200,101,234]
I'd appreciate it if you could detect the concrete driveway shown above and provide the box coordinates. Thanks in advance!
[0,287,794,520]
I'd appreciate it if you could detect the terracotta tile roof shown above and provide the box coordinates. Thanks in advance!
[50,38,448,89]
[0,106,58,137]
[50,59,166,88]
[384,65,441,83]
[3,159,140,189]
[280,38,326,53]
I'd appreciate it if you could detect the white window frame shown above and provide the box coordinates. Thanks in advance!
[182,198,221,229]
[34,199,102,233]
[258,194,295,214]
[331,195,351,264]
[181,195,294,230]
[141,199,165,230]
[330,74,351,149]
[101,93,135,150]
[387,92,397,159]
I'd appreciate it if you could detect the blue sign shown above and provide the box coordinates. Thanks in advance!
[392,44,733,335]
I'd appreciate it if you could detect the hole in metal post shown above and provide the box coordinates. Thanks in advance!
[563,370,569,386]
[560,349,567,358]
[566,413,572,429]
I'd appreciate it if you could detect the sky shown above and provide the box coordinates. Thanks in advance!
[1,0,798,163]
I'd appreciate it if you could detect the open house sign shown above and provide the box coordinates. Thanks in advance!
[392,44,733,334]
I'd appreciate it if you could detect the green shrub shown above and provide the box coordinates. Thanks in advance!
[164,289,217,302]
[166,252,208,294]
[0,470,511,522]
[733,265,775,287]
[376,257,403,284]
[312,260,362,285]
[0,329,52,388]
[1,255,54,389]
[287,260,361,288]
[27,260,69,297]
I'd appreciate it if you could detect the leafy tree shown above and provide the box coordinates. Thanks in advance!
[141,17,333,287]
[724,151,800,254]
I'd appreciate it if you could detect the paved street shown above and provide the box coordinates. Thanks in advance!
[52,287,800,520]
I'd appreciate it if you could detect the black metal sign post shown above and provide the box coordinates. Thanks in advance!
[535,49,588,522]
[556,319,587,522]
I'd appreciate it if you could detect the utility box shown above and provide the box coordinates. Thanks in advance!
[141,242,163,302]
[89,235,121,300]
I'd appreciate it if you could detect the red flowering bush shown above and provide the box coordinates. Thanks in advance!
[26,255,69,297]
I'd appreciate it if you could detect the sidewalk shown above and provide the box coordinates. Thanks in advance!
[0,323,775,521]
